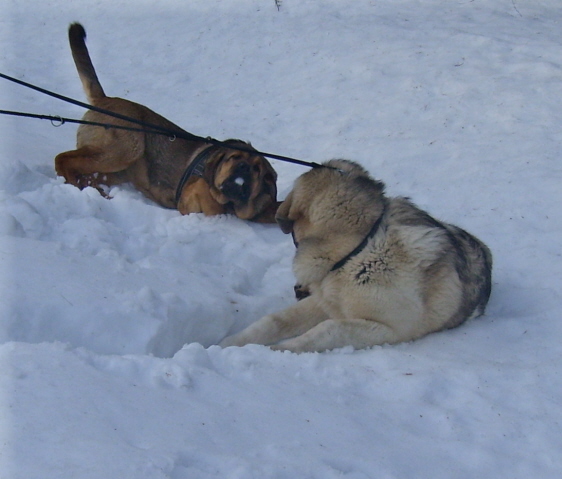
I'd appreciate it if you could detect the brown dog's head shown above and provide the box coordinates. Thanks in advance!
[204,140,279,222]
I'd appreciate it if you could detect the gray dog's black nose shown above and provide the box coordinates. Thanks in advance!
[294,284,310,301]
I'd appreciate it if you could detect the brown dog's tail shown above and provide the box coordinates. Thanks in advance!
[68,23,106,103]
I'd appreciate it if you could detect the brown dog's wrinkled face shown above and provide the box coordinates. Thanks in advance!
[204,142,278,221]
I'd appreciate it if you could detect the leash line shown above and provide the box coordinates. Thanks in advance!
[0,71,324,169]
[0,72,184,137]
[0,109,168,135]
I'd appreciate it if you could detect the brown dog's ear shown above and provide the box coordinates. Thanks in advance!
[275,191,295,234]
[203,148,231,205]
[202,148,224,186]
[259,157,278,202]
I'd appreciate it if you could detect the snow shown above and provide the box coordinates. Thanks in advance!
[1,0,562,477]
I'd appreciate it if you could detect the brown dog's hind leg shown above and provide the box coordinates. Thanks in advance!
[55,145,129,193]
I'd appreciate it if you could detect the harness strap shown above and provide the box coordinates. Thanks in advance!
[330,208,386,272]
[174,145,216,206]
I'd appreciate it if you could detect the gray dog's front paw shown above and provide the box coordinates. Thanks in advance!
[219,334,239,348]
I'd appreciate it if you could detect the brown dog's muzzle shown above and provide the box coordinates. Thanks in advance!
[219,162,252,204]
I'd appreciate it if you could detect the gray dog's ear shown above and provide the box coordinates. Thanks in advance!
[276,216,294,234]
[275,191,295,234]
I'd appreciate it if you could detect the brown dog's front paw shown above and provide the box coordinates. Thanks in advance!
[294,284,310,301]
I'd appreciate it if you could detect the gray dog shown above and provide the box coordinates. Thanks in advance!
[221,160,492,353]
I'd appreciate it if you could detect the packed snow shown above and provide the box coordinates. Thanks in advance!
[1,0,562,477]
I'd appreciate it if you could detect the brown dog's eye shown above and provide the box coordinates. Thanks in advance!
[253,164,261,173]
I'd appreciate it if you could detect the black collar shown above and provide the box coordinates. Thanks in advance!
[174,145,215,206]
[330,208,386,272]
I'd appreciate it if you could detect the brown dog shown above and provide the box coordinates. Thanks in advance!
[55,23,279,222]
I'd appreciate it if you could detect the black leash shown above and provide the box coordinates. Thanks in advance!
[0,72,192,138]
[0,109,168,135]
[0,71,324,169]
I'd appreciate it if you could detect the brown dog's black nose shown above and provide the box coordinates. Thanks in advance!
[220,163,252,202]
